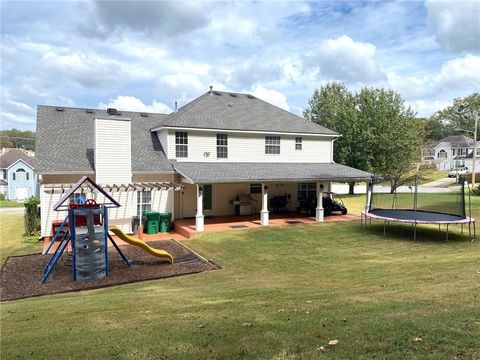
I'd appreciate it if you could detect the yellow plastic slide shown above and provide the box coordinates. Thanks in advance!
[108,225,173,264]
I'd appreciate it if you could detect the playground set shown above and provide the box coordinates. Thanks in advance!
[41,176,173,284]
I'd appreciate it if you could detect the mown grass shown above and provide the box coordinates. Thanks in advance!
[0,195,479,359]
[0,214,42,263]
[0,200,24,208]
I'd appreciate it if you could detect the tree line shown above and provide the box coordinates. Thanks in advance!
[0,129,36,151]
[304,83,479,193]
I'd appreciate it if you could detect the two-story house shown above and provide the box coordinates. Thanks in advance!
[422,135,475,170]
[0,148,38,200]
[35,89,372,238]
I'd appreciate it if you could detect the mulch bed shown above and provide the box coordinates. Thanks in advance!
[1,240,219,301]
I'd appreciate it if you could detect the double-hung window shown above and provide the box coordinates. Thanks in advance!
[265,136,280,154]
[217,134,228,158]
[137,191,152,217]
[298,183,316,200]
[175,132,188,158]
[295,137,302,150]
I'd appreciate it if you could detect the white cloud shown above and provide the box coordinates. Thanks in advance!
[427,0,480,53]
[98,96,172,114]
[409,99,452,118]
[387,54,480,99]
[304,36,386,83]
[0,100,36,128]
[250,85,290,111]
[42,51,126,88]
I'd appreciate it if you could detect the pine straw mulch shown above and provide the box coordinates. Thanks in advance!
[1,240,219,301]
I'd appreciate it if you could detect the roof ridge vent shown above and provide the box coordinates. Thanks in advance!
[107,108,117,115]
[230,93,237,97]
[140,113,148,117]
[55,107,64,111]
[86,109,94,113]
[214,91,221,95]
[247,94,255,99]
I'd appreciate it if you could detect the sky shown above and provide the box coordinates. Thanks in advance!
[1,0,479,131]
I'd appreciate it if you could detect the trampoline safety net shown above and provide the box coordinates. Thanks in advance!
[370,176,466,219]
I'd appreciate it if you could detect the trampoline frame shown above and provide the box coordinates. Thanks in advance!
[361,176,476,242]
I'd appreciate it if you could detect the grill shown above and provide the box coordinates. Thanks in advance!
[230,194,256,216]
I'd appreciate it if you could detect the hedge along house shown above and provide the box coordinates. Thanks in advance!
[35,89,372,239]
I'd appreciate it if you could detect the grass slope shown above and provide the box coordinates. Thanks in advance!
[1,197,479,359]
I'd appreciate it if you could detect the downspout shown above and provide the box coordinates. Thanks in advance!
[331,138,337,163]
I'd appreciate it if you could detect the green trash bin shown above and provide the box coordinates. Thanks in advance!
[143,211,160,234]
[159,212,172,233]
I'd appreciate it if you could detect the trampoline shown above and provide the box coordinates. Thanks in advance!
[361,176,476,241]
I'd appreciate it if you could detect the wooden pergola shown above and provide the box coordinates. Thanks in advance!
[43,181,184,194]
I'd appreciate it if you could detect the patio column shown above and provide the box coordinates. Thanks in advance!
[316,182,324,222]
[195,184,204,232]
[365,181,372,213]
[261,183,269,226]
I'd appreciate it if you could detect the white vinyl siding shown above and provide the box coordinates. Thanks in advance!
[95,118,132,184]
[163,130,332,163]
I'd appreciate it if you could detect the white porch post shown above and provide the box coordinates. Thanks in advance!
[260,183,269,226]
[195,184,204,232]
[315,182,324,222]
[365,181,372,213]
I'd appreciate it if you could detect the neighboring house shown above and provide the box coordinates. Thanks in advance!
[35,89,372,238]
[458,146,480,173]
[0,149,38,200]
[421,135,475,170]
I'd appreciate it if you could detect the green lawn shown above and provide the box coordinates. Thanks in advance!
[1,196,479,359]
[0,214,42,263]
[0,200,24,208]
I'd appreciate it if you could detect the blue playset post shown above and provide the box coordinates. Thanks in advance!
[41,176,131,284]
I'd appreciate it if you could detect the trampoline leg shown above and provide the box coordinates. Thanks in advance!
[383,221,386,238]
[413,222,417,241]
[461,223,464,235]
[473,222,476,242]
[446,224,449,241]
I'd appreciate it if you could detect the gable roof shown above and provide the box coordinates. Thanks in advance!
[153,91,339,136]
[35,106,174,174]
[0,149,34,169]
[436,135,474,148]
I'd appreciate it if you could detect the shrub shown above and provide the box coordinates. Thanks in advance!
[24,196,40,236]
[23,231,41,243]
[0,193,5,201]
[472,185,480,196]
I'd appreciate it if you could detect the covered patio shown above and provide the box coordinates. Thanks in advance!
[173,162,373,233]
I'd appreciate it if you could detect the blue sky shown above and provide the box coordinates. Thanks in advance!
[1,0,479,130]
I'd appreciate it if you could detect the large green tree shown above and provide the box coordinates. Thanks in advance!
[430,93,480,136]
[304,83,421,193]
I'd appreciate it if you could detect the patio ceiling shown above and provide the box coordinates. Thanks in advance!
[173,162,373,184]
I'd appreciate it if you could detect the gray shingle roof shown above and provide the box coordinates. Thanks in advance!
[35,106,173,174]
[0,149,34,169]
[437,135,474,147]
[173,162,373,183]
[155,91,339,136]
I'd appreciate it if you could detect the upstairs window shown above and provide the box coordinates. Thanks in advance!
[295,137,302,150]
[175,132,188,158]
[14,168,26,181]
[217,134,228,158]
[137,190,152,217]
[265,136,280,154]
